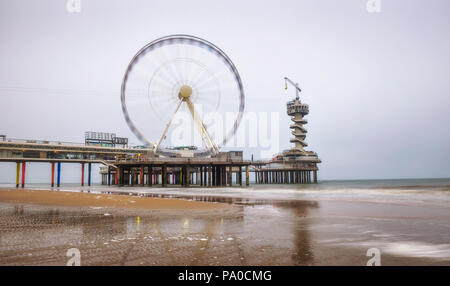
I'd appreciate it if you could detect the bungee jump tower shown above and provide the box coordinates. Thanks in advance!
[253,77,321,184]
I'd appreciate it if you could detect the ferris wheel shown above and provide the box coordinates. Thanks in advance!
[121,35,245,156]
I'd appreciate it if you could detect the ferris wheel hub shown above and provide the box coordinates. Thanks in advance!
[178,85,193,99]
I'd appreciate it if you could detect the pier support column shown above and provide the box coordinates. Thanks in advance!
[108,167,111,186]
[148,165,152,186]
[88,163,92,186]
[15,162,20,188]
[81,163,85,186]
[222,167,226,186]
[314,170,317,183]
[57,162,61,187]
[245,166,249,187]
[239,166,242,186]
[117,166,122,186]
[140,165,144,186]
[51,163,55,187]
[130,169,135,186]
[186,165,190,187]
[203,167,207,186]
[162,165,167,187]
[21,162,26,188]
[228,165,232,187]
[208,166,212,187]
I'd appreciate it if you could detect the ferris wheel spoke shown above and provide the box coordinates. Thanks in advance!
[178,45,189,83]
[197,83,236,93]
[161,47,184,84]
[195,70,232,90]
[193,94,219,107]
[191,58,225,86]
[189,57,219,86]
[149,76,175,90]
[142,56,178,87]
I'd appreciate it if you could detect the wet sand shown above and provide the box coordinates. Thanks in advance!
[0,184,449,266]
[0,188,229,210]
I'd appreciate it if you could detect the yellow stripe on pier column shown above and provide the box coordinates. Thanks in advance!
[15,162,20,188]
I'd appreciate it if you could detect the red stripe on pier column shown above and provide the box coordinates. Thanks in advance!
[81,163,85,186]
[21,162,26,188]
[51,163,55,187]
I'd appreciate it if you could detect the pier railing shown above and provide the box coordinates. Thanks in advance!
[114,157,249,164]
[1,138,146,150]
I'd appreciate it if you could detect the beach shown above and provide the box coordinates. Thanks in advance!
[0,188,230,210]
[0,179,449,266]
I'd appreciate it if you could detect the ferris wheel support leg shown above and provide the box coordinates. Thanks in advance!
[185,98,219,155]
[154,99,183,154]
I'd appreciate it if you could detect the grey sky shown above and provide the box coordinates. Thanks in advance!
[1,0,449,182]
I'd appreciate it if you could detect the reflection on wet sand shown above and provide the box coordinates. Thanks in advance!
[278,201,319,265]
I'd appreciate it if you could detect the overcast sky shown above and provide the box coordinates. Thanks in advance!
[0,0,449,182]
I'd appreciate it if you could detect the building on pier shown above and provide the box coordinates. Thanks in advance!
[100,151,251,187]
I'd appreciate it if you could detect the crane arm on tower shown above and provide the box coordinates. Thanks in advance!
[284,77,301,100]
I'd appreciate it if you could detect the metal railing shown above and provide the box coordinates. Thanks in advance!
[115,157,247,164]
[1,137,146,150]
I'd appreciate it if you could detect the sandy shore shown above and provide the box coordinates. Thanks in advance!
[0,188,229,210]
[0,184,448,266]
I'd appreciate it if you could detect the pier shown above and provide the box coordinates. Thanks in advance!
[0,137,137,187]
[109,156,251,187]
[0,137,319,187]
